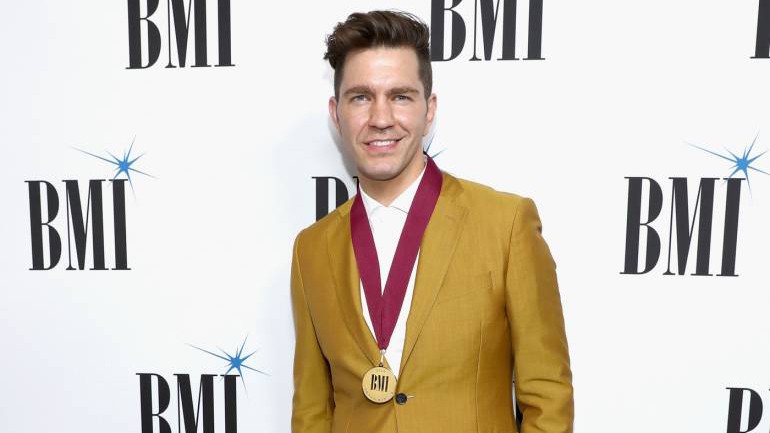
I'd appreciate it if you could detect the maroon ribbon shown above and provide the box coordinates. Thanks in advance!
[350,155,443,351]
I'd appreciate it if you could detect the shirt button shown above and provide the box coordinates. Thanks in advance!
[395,393,408,405]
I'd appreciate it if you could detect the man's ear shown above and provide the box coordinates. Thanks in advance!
[423,93,437,136]
[329,96,340,132]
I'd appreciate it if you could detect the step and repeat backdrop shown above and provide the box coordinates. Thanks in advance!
[2,0,770,432]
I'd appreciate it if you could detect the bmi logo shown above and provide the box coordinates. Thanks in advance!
[430,0,544,61]
[725,387,770,433]
[622,134,769,277]
[127,0,234,69]
[25,138,154,271]
[137,337,267,433]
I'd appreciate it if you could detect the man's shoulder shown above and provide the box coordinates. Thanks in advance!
[292,196,354,248]
[449,173,542,244]
[449,172,528,215]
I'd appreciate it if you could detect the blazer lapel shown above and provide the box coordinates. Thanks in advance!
[399,172,467,375]
[326,202,381,367]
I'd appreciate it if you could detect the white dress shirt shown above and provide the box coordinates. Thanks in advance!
[358,161,427,379]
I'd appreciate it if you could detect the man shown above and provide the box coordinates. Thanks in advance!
[290,10,573,433]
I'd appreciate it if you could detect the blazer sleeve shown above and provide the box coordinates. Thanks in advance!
[505,198,574,433]
[290,231,334,433]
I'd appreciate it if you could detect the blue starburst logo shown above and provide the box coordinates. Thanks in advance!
[189,336,268,393]
[425,130,446,159]
[74,136,155,195]
[687,132,770,194]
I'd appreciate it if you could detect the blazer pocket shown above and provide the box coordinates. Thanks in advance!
[434,270,494,306]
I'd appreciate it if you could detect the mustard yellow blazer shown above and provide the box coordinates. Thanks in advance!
[290,170,573,433]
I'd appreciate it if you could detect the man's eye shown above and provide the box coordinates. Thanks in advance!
[394,95,410,101]
[351,95,368,102]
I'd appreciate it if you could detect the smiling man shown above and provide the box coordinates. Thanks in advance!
[289,10,573,433]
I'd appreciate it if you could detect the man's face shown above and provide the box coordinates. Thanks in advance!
[329,46,437,184]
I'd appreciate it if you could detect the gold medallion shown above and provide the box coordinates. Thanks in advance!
[362,366,397,403]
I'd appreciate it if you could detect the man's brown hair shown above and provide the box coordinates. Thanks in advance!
[324,10,432,100]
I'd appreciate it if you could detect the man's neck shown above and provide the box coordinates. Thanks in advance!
[359,155,427,207]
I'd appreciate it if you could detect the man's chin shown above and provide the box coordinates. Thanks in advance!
[356,164,404,182]
[358,170,400,183]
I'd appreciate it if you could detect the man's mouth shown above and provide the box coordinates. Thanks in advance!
[364,138,403,148]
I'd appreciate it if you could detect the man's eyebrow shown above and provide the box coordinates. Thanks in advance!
[343,85,375,97]
[388,87,420,95]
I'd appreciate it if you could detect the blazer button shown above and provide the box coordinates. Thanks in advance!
[395,393,408,405]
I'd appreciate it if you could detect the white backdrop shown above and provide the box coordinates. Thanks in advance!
[2,1,770,432]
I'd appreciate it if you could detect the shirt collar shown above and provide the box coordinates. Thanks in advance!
[359,157,427,216]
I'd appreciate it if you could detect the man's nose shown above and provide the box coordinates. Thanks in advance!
[368,98,395,130]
